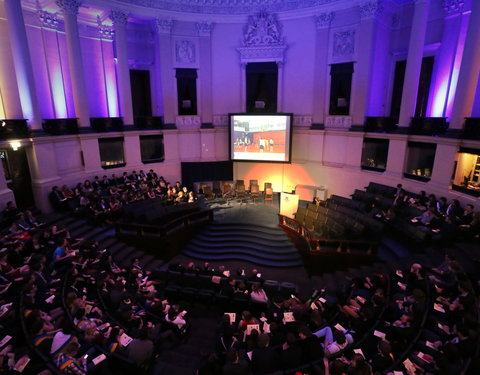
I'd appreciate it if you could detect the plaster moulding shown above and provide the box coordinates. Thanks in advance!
[237,11,287,63]
[173,37,200,68]
[324,116,352,130]
[176,116,202,129]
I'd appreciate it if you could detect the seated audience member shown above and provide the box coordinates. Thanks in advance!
[280,332,303,370]
[413,207,437,226]
[251,333,281,375]
[436,197,448,215]
[446,199,462,219]
[223,348,251,375]
[165,306,188,330]
[324,329,354,355]
[460,204,475,225]
[250,283,268,304]
[298,326,323,361]
[55,341,87,375]
[370,340,394,372]
[127,327,154,368]
[3,201,20,221]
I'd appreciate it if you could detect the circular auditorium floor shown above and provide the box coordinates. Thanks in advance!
[167,195,315,292]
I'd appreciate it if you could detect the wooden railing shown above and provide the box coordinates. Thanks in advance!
[115,209,213,260]
[278,214,378,274]
[116,209,213,237]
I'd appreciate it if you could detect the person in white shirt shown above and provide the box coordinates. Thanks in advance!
[250,283,268,304]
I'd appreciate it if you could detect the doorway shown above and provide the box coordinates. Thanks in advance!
[0,148,35,209]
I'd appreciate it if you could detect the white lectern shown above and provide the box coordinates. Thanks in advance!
[280,192,299,219]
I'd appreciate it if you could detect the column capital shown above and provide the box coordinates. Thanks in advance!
[315,12,334,29]
[154,18,173,35]
[196,21,213,37]
[55,0,82,16]
[110,10,128,27]
[97,16,115,40]
[359,0,382,20]
[36,1,60,30]
[443,0,464,15]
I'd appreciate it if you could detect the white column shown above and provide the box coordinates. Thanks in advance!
[398,0,431,128]
[56,0,90,127]
[449,0,480,129]
[110,10,134,125]
[0,40,23,119]
[196,22,214,126]
[277,62,284,111]
[312,12,334,126]
[386,139,407,178]
[124,135,142,166]
[240,63,247,111]
[351,2,379,125]
[4,0,42,129]
[154,18,175,126]
[426,2,464,117]
[28,141,62,212]
[430,143,457,189]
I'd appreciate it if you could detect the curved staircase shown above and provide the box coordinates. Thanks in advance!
[181,222,304,267]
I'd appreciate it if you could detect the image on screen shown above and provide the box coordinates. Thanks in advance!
[229,114,292,163]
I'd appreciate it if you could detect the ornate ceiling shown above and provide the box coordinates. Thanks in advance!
[108,0,342,15]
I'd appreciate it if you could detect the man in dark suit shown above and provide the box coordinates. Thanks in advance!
[280,332,303,370]
[298,325,323,362]
[251,333,281,375]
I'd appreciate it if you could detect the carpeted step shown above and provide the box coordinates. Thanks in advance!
[184,241,298,255]
[193,231,293,244]
[181,249,303,268]
[183,245,302,260]
[203,223,283,234]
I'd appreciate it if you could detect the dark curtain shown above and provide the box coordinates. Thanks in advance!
[390,60,406,120]
[246,62,278,112]
[415,56,434,117]
[181,161,233,191]
[329,62,354,115]
[176,69,198,115]
[130,70,152,122]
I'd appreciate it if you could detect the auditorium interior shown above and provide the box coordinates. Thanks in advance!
[0,0,480,374]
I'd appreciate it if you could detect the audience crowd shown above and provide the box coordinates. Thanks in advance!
[48,170,196,225]
[0,177,479,375]
[371,184,479,242]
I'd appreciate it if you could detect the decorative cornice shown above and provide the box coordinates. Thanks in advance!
[36,1,60,30]
[97,16,115,40]
[154,18,173,34]
[109,0,346,15]
[110,10,129,27]
[359,0,382,20]
[196,21,213,36]
[237,45,287,61]
[315,12,334,29]
[443,0,464,15]
[55,0,82,16]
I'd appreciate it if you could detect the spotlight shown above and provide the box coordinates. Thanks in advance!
[1,121,6,127]
[9,141,21,151]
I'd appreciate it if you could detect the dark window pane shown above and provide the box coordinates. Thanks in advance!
[140,135,165,163]
[361,138,389,171]
[176,68,197,115]
[329,62,354,115]
[405,141,436,180]
[99,137,125,169]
